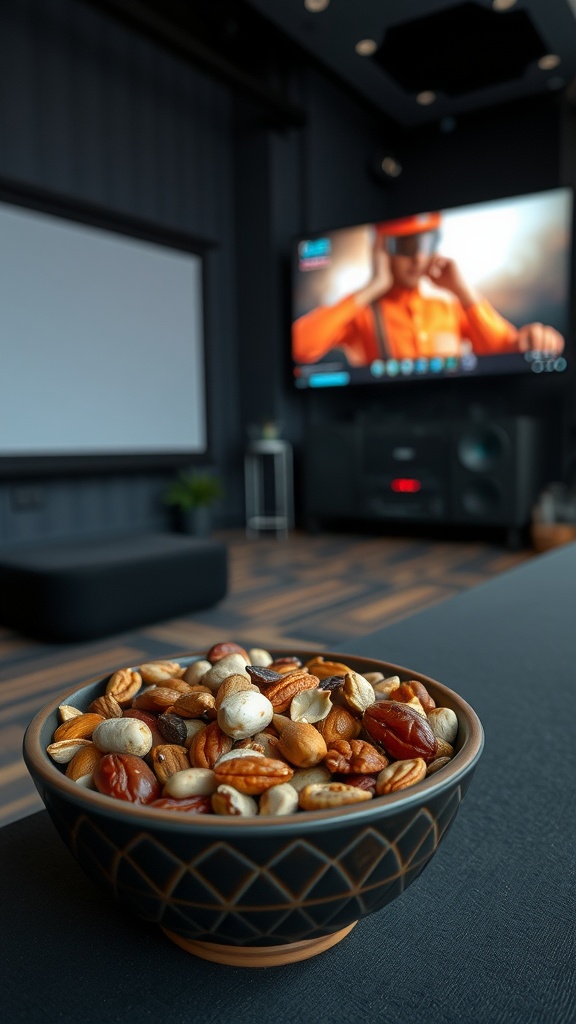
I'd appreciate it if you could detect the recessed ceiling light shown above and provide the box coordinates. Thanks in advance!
[492,0,517,11]
[355,39,378,56]
[416,90,437,106]
[304,0,330,11]
[381,156,402,178]
[538,54,561,71]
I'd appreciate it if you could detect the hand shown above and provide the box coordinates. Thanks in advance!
[517,323,564,355]
[425,255,477,306]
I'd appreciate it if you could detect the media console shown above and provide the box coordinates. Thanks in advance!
[303,415,545,543]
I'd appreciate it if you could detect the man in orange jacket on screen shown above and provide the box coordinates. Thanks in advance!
[292,212,564,367]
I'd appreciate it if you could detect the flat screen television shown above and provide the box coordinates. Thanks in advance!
[291,186,573,389]
[0,179,210,476]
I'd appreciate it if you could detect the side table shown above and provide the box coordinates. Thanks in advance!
[244,439,294,539]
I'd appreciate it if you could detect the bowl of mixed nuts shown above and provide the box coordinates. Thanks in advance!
[23,643,484,968]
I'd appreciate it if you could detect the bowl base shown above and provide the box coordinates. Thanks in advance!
[161,922,358,967]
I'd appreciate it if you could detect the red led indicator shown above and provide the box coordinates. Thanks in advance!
[391,478,422,493]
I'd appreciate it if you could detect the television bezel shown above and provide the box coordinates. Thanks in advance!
[289,184,575,392]
[0,176,215,480]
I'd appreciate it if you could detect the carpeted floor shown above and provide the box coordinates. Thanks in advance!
[0,528,533,827]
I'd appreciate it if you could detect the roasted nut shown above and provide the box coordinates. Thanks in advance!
[163,766,218,798]
[268,656,302,674]
[53,713,104,743]
[214,748,265,766]
[290,687,332,723]
[105,669,142,706]
[426,755,452,776]
[213,755,294,795]
[375,757,427,794]
[434,738,454,759]
[324,739,389,775]
[150,744,190,785]
[58,705,82,722]
[182,719,208,748]
[217,690,274,739]
[94,752,161,804]
[154,676,194,694]
[88,694,123,719]
[342,672,376,714]
[189,721,233,769]
[273,716,328,768]
[202,653,250,692]
[211,785,258,817]
[139,660,185,683]
[289,765,332,792]
[131,687,185,713]
[65,743,103,782]
[261,668,319,714]
[92,717,153,757]
[123,709,164,749]
[372,675,401,697]
[316,705,362,745]
[248,647,273,666]
[427,707,459,744]
[207,641,249,663]
[259,783,299,816]
[46,738,94,764]
[304,656,353,680]
[172,690,217,719]
[214,673,259,711]
[182,659,211,686]
[363,701,438,763]
[299,782,373,810]
[388,680,436,714]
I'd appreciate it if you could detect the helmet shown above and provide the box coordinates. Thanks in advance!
[376,212,441,257]
[376,212,441,237]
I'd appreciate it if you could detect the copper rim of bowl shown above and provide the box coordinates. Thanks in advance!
[23,649,484,832]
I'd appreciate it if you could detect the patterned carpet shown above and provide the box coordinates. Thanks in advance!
[0,528,532,827]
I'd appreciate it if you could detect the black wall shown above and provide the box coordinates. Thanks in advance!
[1,0,575,546]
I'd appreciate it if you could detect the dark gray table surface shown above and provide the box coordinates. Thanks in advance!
[2,543,575,1024]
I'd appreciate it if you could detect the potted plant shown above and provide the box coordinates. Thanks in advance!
[164,470,224,537]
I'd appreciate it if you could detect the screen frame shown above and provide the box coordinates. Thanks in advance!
[0,176,215,480]
[290,184,575,392]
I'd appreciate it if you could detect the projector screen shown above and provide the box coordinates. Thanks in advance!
[0,184,208,474]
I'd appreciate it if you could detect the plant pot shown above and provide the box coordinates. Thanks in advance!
[175,507,212,537]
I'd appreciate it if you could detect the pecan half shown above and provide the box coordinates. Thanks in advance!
[375,757,427,794]
[213,755,294,795]
[189,721,233,769]
[324,739,389,775]
[261,668,319,713]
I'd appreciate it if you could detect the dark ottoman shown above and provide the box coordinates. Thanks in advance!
[0,532,228,642]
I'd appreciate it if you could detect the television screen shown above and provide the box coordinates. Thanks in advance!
[291,186,573,389]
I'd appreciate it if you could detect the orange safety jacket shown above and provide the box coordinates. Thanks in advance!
[292,286,520,366]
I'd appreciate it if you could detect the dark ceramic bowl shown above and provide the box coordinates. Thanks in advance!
[23,650,484,967]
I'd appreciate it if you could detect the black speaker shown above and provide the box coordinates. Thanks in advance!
[360,421,449,521]
[450,416,544,527]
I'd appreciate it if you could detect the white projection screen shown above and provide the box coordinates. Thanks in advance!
[0,186,208,473]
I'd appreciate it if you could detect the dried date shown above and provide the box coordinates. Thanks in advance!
[94,752,161,804]
[363,701,438,763]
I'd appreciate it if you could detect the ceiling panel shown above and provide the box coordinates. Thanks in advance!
[244,0,576,126]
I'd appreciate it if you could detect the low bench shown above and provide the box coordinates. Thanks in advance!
[0,532,228,643]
